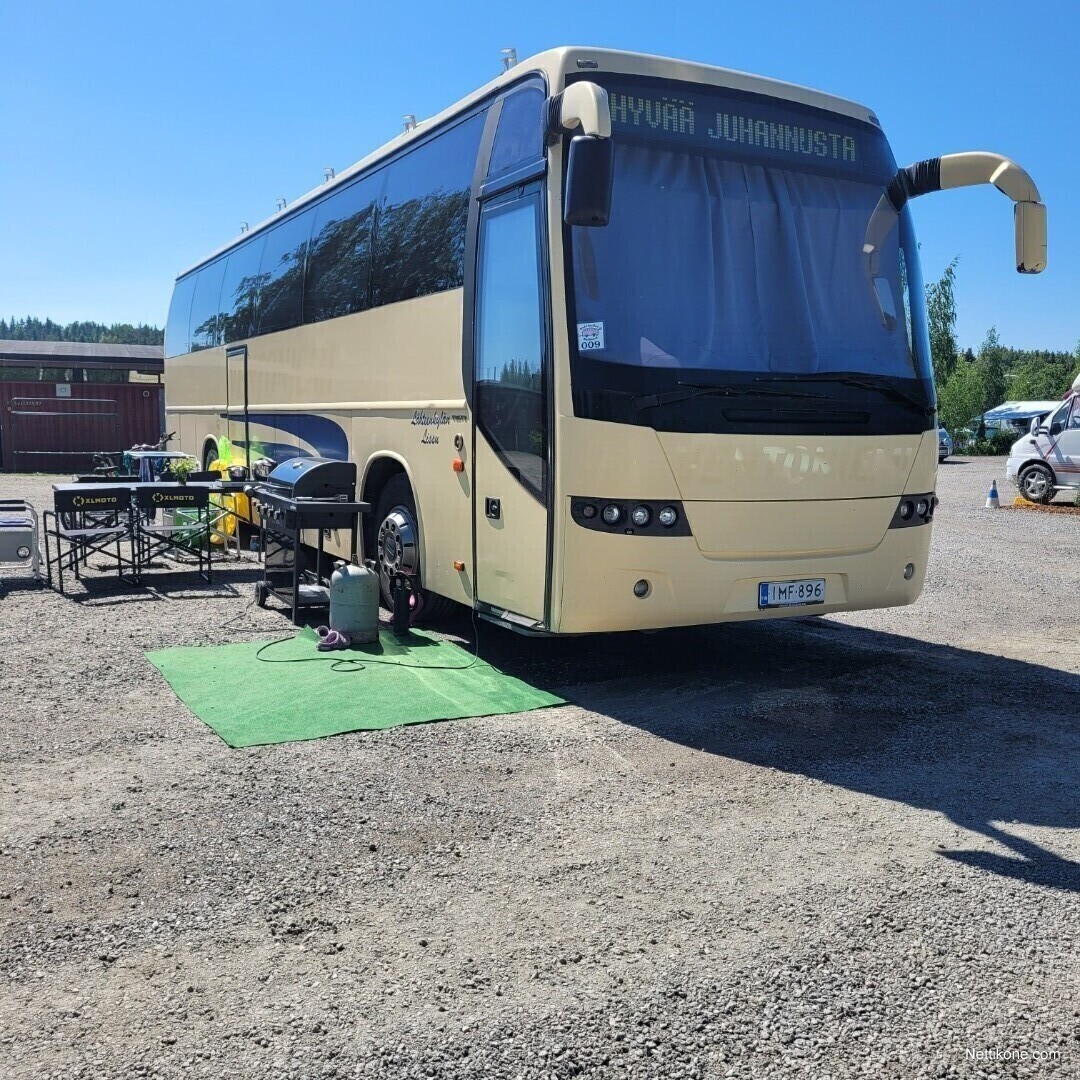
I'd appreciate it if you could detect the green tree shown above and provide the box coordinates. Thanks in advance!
[925,257,959,386]
[1006,348,1076,399]
[0,316,162,345]
[937,358,988,435]
[974,326,1008,409]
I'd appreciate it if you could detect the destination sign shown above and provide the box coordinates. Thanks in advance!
[597,78,893,178]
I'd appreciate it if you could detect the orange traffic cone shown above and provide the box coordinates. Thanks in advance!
[984,479,1000,510]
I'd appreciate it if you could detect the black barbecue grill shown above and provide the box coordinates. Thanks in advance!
[250,457,369,623]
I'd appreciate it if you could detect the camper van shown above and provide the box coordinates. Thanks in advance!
[1006,392,1080,502]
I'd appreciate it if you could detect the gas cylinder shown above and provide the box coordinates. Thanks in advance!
[329,559,379,643]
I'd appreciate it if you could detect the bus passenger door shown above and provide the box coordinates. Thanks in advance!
[472,186,550,628]
[225,345,250,468]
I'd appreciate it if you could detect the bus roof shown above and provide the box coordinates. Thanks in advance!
[176,46,880,279]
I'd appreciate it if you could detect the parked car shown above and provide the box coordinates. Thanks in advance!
[938,427,953,462]
[1006,396,1080,502]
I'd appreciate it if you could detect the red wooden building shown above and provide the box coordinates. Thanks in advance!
[0,340,164,473]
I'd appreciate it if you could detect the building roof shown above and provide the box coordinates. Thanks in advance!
[0,340,163,369]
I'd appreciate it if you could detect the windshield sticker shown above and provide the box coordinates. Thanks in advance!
[578,321,605,351]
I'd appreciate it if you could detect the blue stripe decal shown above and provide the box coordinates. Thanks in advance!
[243,413,349,461]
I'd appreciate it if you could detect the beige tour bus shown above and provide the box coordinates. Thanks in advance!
[164,46,1046,634]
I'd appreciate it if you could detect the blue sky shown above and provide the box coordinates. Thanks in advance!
[1,0,1074,351]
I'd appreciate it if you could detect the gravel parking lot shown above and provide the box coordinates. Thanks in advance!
[1,458,1077,1080]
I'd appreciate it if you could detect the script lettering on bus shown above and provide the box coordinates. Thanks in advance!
[412,408,451,446]
[707,114,857,163]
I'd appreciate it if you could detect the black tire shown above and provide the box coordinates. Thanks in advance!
[373,474,457,623]
[255,581,268,607]
[1018,462,1054,504]
[203,441,219,472]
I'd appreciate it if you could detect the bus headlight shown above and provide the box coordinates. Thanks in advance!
[571,498,690,536]
[890,493,936,529]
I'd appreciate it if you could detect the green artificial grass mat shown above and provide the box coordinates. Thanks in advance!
[146,626,564,748]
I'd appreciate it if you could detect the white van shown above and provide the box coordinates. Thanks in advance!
[1006,394,1080,502]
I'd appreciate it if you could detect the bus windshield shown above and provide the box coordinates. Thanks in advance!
[567,75,934,435]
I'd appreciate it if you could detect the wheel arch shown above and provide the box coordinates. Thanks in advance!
[201,436,220,470]
[360,453,423,559]
[1018,456,1056,482]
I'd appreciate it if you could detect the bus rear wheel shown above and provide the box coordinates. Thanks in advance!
[374,475,456,623]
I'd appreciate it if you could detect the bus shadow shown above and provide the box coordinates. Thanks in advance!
[463,615,1080,893]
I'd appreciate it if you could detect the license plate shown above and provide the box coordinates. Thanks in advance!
[758,577,826,609]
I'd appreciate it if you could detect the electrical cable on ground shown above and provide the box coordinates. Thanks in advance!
[252,603,482,674]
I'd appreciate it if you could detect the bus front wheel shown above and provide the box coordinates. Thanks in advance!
[374,475,455,623]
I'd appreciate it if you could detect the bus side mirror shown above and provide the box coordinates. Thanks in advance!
[564,135,613,227]
[1015,200,1047,274]
[865,152,1048,276]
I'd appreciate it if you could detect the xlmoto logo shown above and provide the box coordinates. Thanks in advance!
[72,495,118,508]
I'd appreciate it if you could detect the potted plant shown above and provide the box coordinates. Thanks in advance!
[168,456,198,485]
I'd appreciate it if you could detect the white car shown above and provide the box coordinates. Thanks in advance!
[1006,396,1080,502]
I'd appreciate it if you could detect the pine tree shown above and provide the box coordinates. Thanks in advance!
[0,317,163,345]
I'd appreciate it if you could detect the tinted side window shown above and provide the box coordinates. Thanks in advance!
[258,210,315,335]
[304,174,382,324]
[165,274,196,358]
[189,259,227,351]
[371,111,484,307]
[487,87,544,179]
[218,235,266,344]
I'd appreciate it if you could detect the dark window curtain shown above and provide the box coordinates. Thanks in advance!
[573,143,913,377]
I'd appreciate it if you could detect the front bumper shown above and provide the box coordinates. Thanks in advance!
[555,523,932,634]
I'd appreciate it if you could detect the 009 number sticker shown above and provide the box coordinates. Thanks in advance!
[577,321,605,351]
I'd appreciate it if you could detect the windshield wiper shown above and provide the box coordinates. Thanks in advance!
[634,380,829,412]
[753,373,932,414]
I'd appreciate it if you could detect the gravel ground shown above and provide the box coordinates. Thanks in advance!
[1,458,1077,1080]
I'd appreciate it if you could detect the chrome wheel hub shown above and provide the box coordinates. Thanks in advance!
[1023,472,1049,498]
[377,507,419,577]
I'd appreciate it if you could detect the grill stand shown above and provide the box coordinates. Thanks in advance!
[249,457,367,626]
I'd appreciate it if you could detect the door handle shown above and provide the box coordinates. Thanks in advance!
[485,497,501,520]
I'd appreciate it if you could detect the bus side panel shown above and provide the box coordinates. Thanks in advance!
[166,292,474,603]
[351,410,475,608]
